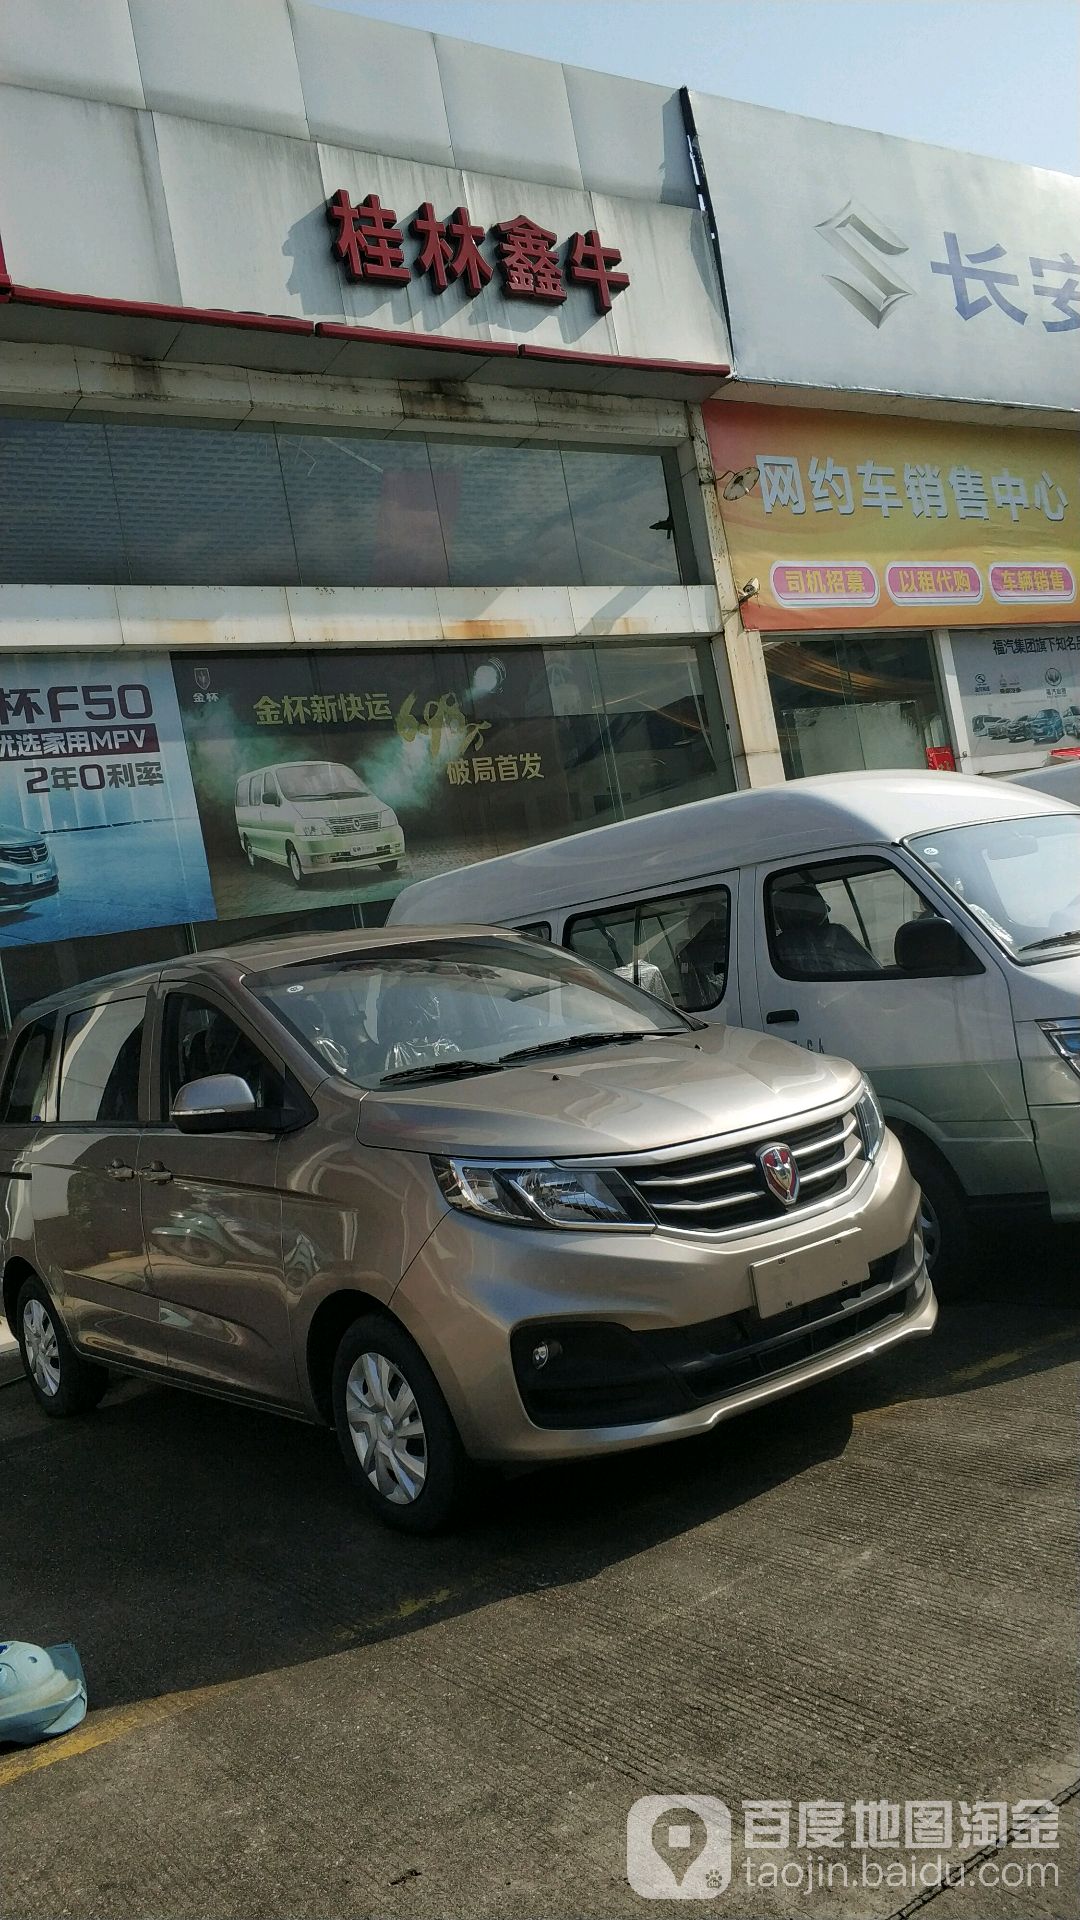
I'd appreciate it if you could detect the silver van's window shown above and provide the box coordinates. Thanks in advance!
[767,860,945,980]
[0,1015,56,1125]
[906,812,1080,958]
[566,887,729,1012]
[276,763,369,802]
[248,939,689,1088]
[57,999,144,1126]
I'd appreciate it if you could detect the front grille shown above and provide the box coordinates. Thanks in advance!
[335,814,381,833]
[620,1105,864,1233]
[0,841,48,865]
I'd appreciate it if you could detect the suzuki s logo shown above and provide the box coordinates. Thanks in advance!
[816,197,913,327]
[758,1142,800,1207]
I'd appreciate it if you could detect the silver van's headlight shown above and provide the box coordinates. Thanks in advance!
[1040,1019,1080,1079]
[299,820,331,837]
[432,1157,648,1229]
[855,1082,886,1161]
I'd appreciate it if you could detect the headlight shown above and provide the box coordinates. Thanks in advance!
[1040,1019,1080,1078]
[299,820,331,837]
[379,808,398,829]
[855,1082,886,1161]
[432,1157,649,1229]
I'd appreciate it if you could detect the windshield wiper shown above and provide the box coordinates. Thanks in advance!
[500,1029,682,1065]
[378,1058,503,1087]
[1019,930,1080,954]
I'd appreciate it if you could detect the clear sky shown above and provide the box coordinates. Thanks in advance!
[321,0,1080,175]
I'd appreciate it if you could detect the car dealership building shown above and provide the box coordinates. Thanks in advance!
[0,0,1075,1023]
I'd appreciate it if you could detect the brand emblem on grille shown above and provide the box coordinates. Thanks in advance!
[758,1142,800,1207]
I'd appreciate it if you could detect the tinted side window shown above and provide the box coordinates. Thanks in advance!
[767,859,943,980]
[57,999,145,1125]
[0,1016,56,1125]
[566,887,730,1012]
[163,995,286,1115]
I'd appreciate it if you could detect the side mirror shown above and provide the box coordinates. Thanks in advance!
[894,917,982,977]
[170,1073,263,1134]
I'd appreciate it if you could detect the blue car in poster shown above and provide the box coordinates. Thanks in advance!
[0,823,58,906]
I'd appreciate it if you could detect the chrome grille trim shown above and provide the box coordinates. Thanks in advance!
[616,1103,866,1235]
[0,842,48,864]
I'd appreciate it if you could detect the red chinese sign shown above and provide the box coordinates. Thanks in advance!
[326,191,630,314]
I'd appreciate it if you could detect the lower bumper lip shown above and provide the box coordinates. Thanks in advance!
[509,1267,936,1460]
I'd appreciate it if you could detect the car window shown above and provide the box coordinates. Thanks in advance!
[565,887,730,1012]
[57,999,145,1126]
[767,859,943,980]
[0,1015,56,1125]
[163,994,287,1116]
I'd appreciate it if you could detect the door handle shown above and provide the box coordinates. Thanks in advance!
[106,1159,135,1180]
[766,1009,800,1025]
[140,1161,174,1185]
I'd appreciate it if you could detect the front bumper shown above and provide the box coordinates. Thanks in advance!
[303,828,404,874]
[0,869,58,901]
[392,1129,934,1463]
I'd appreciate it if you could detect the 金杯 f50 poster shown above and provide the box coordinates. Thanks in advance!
[0,652,215,946]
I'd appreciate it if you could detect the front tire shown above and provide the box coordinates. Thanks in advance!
[286,843,308,887]
[378,858,399,873]
[331,1314,471,1533]
[16,1276,109,1417]
[899,1134,970,1287]
[243,836,257,870]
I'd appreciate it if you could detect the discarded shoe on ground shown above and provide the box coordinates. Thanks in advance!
[0,1641,87,1745]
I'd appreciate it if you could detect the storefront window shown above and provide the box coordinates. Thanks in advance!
[0,639,732,1031]
[0,924,191,1024]
[763,632,951,779]
[0,419,693,590]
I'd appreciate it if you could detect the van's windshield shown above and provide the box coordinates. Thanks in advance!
[905,812,1080,959]
[247,939,691,1088]
[277,764,369,801]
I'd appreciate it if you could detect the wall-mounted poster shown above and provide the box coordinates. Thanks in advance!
[172,647,573,920]
[950,626,1080,756]
[0,651,214,947]
[172,641,728,924]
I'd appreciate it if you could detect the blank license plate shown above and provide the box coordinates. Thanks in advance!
[751,1230,869,1319]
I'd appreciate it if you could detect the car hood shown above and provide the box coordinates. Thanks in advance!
[356,1023,861,1159]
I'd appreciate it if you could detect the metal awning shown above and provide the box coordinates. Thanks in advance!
[0,282,730,403]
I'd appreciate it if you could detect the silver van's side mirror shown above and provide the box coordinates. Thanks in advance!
[170,1074,258,1134]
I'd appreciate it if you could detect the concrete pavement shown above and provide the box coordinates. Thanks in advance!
[0,1315,19,1387]
[0,1228,1077,1920]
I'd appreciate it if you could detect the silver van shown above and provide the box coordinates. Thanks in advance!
[234,760,404,886]
[390,771,1080,1281]
[0,930,933,1531]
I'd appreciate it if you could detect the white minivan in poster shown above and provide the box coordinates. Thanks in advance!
[0,651,215,944]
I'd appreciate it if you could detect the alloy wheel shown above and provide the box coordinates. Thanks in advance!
[919,1192,941,1274]
[345,1350,428,1505]
[22,1298,61,1397]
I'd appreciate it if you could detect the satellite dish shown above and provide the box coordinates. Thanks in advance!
[722,465,760,501]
